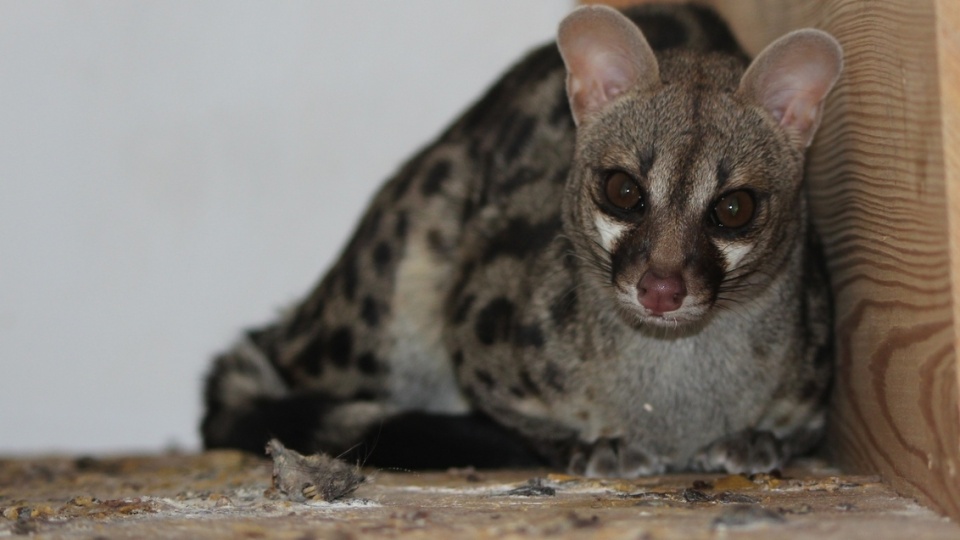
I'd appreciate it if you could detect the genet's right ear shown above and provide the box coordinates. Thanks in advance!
[737,29,843,149]
[557,6,661,126]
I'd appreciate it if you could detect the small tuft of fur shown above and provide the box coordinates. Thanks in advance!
[266,439,364,502]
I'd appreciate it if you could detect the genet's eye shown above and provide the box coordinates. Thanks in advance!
[711,190,755,229]
[604,171,643,211]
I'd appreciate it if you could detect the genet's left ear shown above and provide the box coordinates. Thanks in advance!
[737,29,844,149]
[557,5,661,126]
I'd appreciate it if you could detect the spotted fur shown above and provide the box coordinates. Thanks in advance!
[202,4,840,475]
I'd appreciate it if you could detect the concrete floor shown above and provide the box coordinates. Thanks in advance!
[1,450,957,539]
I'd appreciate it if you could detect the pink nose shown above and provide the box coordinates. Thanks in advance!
[638,271,686,314]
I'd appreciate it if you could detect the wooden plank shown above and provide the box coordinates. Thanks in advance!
[593,0,960,521]
[937,0,960,482]
[799,0,960,522]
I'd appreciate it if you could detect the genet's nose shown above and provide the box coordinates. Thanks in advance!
[637,271,686,315]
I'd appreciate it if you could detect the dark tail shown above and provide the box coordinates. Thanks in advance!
[201,341,545,469]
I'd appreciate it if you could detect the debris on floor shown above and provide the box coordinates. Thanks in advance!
[266,438,364,502]
[0,451,957,539]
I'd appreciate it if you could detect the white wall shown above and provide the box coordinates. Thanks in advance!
[0,0,573,454]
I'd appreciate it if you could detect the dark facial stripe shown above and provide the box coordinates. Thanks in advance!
[638,145,656,178]
[667,86,707,211]
[716,158,731,190]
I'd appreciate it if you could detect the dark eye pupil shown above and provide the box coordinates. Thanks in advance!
[605,172,642,210]
[712,190,754,229]
[724,197,740,217]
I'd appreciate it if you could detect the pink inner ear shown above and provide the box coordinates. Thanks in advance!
[778,91,820,135]
[763,63,837,136]
[568,49,639,116]
[558,6,659,125]
[739,30,843,148]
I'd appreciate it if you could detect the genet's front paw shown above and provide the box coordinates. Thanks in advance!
[691,429,787,474]
[568,438,666,478]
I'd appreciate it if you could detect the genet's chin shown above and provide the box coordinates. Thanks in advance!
[614,298,712,331]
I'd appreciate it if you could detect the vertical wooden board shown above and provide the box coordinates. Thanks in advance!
[718,0,960,521]
[938,0,960,463]
[593,0,960,520]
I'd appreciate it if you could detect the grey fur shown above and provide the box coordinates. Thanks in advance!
[202,4,840,476]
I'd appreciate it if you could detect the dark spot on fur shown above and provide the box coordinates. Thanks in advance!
[549,90,572,126]
[475,297,516,345]
[357,352,379,375]
[395,211,408,239]
[493,111,519,152]
[456,42,563,134]
[392,172,415,199]
[497,167,543,197]
[551,167,569,186]
[462,385,478,402]
[450,262,475,298]
[392,169,416,200]
[513,324,545,348]
[372,242,392,275]
[353,389,378,401]
[519,368,541,396]
[543,362,565,392]
[427,229,447,254]
[800,381,821,400]
[452,350,464,368]
[474,369,496,389]
[550,288,578,327]
[460,194,477,226]
[390,152,429,200]
[297,333,326,376]
[453,294,476,325]
[361,296,380,327]
[481,216,562,263]
[509,386,525,398]
[286,300,322,339]
[328,327,353,367]
[421,160,452,196]
[361,208,382,240]
[342,256,358,300]
[503,115,537,162]
[284,312,316,339]
[247,328,281,355]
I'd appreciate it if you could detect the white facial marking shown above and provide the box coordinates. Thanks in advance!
[719,243,753,271]
[594,215,626,252]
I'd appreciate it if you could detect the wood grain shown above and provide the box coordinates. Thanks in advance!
[938,0,960,487]
[595,0,960,521]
